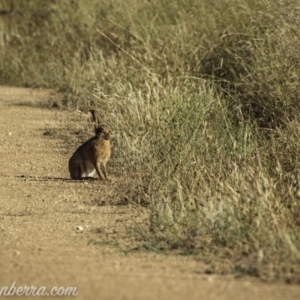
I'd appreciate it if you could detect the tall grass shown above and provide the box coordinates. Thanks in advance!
[1,0,300,281]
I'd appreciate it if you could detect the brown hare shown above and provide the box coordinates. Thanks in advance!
[68,110,112,181]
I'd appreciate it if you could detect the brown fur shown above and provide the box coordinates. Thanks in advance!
[68,123,112,181]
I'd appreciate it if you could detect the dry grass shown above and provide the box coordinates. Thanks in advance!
[1,0,300,282]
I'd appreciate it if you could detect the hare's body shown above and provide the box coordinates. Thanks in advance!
[69,125,111,181]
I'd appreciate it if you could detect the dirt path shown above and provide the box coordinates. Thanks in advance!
[0,86,299,300]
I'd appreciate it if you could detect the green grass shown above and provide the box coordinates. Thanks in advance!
[1,0,300,282]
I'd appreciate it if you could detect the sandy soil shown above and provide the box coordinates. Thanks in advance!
[0,86,299,300]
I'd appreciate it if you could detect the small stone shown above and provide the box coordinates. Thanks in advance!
[76,226,83,232]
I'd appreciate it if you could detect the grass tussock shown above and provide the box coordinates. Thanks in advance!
[1,0,300,282]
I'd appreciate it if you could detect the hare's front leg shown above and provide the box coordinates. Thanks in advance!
[100,162,109,181]
[95,162,106,181]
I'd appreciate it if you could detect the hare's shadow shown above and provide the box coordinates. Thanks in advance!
[16,175,98,182]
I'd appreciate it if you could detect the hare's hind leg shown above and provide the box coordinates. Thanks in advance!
[69,164,82,179]
[69,156,82,179]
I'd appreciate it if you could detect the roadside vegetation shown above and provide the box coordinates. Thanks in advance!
[1,0,300,282]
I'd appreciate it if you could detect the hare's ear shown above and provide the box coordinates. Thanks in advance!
[89,109,97,123]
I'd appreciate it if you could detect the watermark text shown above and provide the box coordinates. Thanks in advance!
[0,281,78,297]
